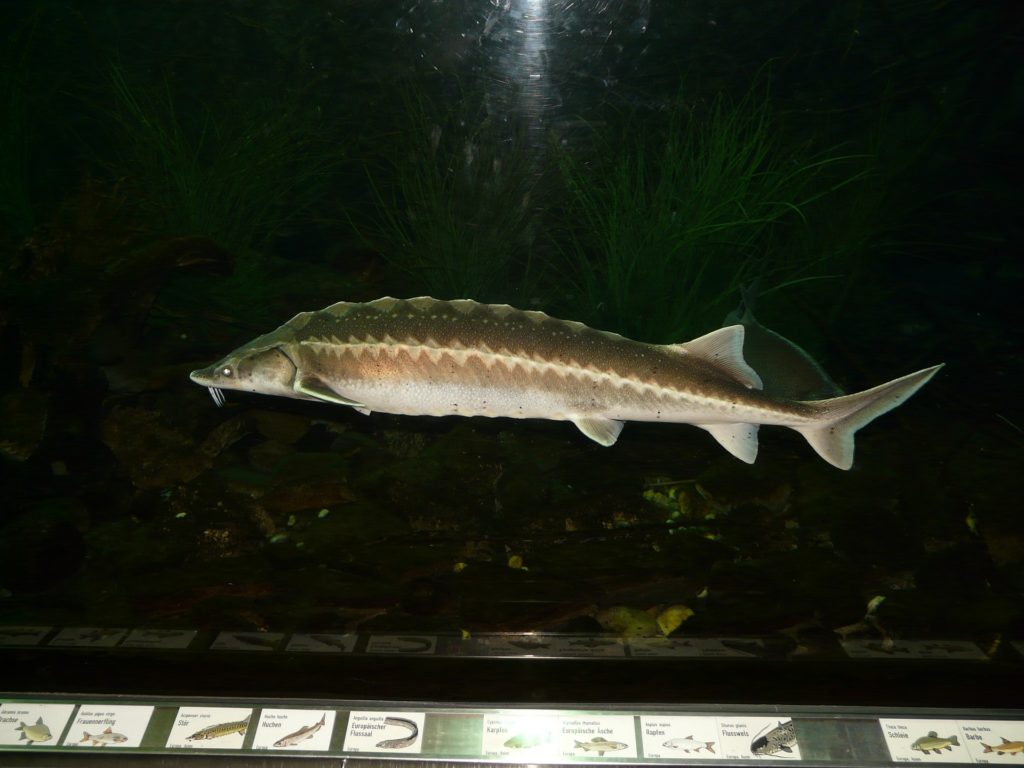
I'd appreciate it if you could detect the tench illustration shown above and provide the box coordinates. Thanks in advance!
[982,737,1024,755]
[79,727,128,746]
[190,297,942,469]
[574,736,628,756]
[911,732,960,754]
[16,717,51,743]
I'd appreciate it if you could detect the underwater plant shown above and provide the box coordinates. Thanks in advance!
[102,63,340,260]
[364,87,539,303]
[557,91,866,343]
[0,62,34,238]
[0,20,47,239]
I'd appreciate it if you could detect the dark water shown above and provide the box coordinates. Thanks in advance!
[0,1,1020,660]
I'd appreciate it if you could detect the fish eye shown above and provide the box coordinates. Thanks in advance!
[222,366,233,377]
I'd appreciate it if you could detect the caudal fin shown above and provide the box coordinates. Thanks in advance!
[794,364,943,469]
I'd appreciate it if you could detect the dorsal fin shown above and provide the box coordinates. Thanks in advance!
[722,280,761,326]
[738,321,842,399]
[667,326,763,390]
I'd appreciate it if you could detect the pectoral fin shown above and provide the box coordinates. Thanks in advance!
[295,374,366,409]
[572,416,625,446]
[696,422,759,463]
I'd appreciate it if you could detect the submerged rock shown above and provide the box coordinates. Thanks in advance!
[0,499,86,590]
[0,387,48,461]
[100,406,208,488]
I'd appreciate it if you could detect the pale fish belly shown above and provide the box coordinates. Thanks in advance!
[603,391,816,430]
[317,342,636,421]
[340,376,576,420]
[316,341,807,428]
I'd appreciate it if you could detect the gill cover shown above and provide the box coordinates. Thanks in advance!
[232,347,298,393]
[190,346,298,398]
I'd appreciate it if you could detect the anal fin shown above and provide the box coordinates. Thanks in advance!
[696,422,759,463]
[294,374,366,409]
[571,416,625,446]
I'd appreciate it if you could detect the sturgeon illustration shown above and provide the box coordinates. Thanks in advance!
[186,714,250,741]
[189,297,942,469]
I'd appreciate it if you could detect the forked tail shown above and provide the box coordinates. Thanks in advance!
[794,364,943,469]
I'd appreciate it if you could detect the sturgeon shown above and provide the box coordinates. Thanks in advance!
[186,714,250,742]
[189,297,943,469]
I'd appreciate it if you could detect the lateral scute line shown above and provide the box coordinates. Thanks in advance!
[304,340,739,402]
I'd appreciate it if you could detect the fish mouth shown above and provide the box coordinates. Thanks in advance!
[189,367,213,385]
[189,368,227,408]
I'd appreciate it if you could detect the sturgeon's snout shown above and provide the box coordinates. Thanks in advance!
[189,366,214,385]
[189,362,230,407]
[189,347,299,409]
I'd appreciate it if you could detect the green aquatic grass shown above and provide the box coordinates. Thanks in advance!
[558,93,866,343]
[0,21,43,238]
[365,89,539,302]
[104,63,340,258]
[0,66,33,238]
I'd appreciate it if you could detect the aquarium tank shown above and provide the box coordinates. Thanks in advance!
[0,0,1022,761]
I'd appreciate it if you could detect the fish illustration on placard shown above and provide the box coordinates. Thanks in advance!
[504,732,548,749]
[16,717,51,744]
[187,714,250,741]
[273,713,326,748]
[574,736,628,756]
[375,717,419,749]
[911,732,960,755]
[751,720,797,757]
[80,727,128,746]
[664,734,716,754]
[981,737,1024,756]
